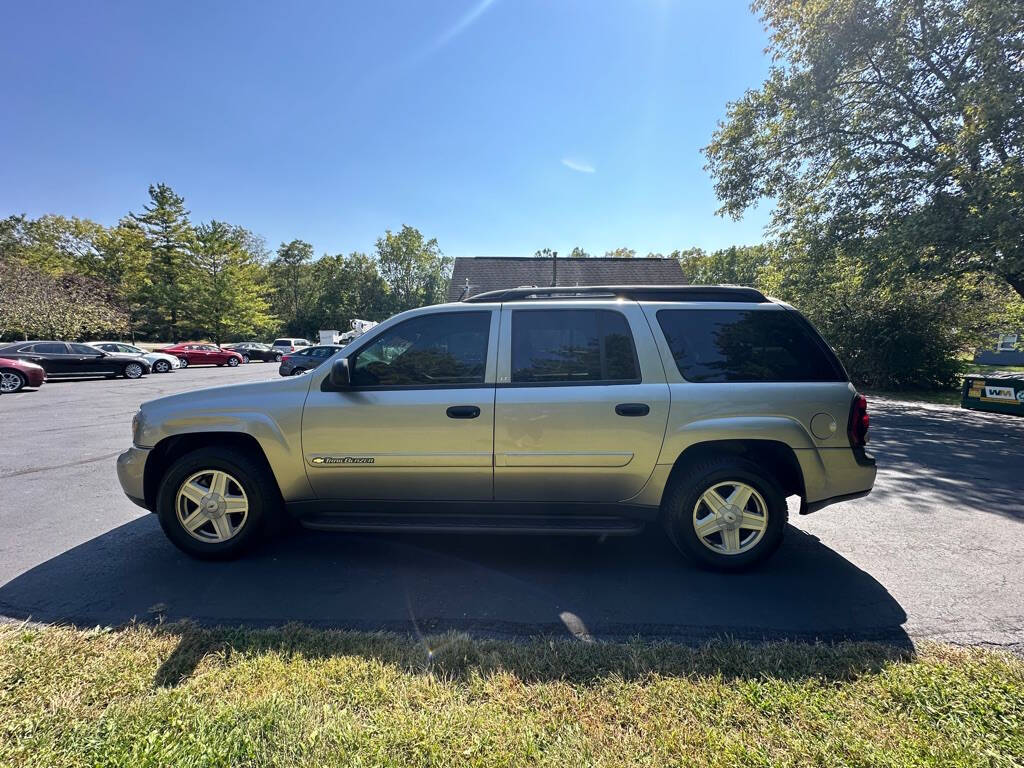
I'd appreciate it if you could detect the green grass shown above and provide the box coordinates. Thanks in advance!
[1,623,1022,767]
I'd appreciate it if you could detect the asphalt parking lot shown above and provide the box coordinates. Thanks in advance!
[1,365,1022,649]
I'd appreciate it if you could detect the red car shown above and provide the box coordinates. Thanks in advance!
[0,357,46,393]
[159,343,244,368]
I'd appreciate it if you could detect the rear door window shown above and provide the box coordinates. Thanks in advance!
[656,309,845,382]
[32,343,69,354]
[510,309,640,384]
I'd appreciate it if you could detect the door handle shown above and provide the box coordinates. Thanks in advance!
[615,403,650,417]
[446,405,481,419]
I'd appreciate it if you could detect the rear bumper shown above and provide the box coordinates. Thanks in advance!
[796,447,876,514]
[117,446,151,510]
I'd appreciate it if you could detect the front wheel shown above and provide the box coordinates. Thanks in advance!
[662,457,787,572]
[123,362,144,379]
[156,447,279,559]
[0,369,27,393]
[227,357,239,367]
[153,359,171,373]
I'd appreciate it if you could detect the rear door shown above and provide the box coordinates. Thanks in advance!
[23,342,74,374]
[301,308,498,501]
[493,303,670,502]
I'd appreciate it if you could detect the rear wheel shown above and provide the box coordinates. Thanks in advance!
[156,447,278,559]
[153,359,171,373]
[241,355,250,364]
[123,362,144,379]
[178,357,189,368]
[0,369,26,393]
[273,353,282,362]
[291,367,308,375]
[662,457,787,572]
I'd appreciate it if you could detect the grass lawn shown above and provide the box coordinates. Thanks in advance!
[1,623,1021,767]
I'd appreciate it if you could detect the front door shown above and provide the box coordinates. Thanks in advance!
[301,309,498,501]
[493,305,670,502]
[68,343,119,375]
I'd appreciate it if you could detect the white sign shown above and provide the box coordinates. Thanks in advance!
[984,386,1016,402]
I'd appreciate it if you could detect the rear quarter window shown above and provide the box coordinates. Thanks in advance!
[656,308,845,383]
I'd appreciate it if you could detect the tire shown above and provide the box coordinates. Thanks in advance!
[273,353,282,362]
[155,446,279,559]
[241,355,250,365]
[178,357,189,368]
[227,357,239,367]
[123,362,144,379]
[0,369,26,393]
[291,367,308,375]
[153,359,171,373]
[661,457,787,572]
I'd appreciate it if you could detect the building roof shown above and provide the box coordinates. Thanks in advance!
[447,256,687,301]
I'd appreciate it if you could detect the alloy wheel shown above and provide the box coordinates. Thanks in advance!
[227,357,239,367]
[124,363,144,379]
[691,481,768,555]
[154,360,170,373]
[178,357,189,368]
[0,370,26,393]
[175,469,249,543]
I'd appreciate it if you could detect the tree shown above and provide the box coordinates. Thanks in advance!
[271,239,314,333]
[678,245,774,287]
[567,246,591,258]
[192,221,275,344]
[312,252,389,330]
[533,248,557,258]
[131,184,195,340]
[603,247,636,259]
[94,220,151,341]
[376,225,452,313]
[704,0,1024,298]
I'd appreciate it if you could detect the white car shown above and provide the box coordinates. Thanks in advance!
[271,337,312,354]
[88,342,181,373]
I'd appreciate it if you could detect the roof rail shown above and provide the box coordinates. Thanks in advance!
[462,284,768,303]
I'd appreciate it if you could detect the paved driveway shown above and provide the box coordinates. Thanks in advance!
[1,365,1021,649]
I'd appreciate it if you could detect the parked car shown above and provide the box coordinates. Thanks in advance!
[223,342,282,363]
[0,341,150,379]
[271,338,312,355]
[0,357,46,393]
[278,345,344,376]
[88,342,181,373]
[158,343,244,368]
[117,285,875,570]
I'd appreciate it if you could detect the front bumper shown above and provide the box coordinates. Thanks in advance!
[117,446,151,510]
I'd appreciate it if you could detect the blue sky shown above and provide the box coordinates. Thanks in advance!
[1,0,773,259]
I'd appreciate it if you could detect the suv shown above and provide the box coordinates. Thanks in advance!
[272,338,312,354]
[117,286,875,571]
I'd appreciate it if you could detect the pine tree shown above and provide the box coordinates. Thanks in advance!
[131,184,194,341]
[193,221,275,344]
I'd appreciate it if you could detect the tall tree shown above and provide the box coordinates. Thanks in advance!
[94,220,151,342]
[376,225,452,312]
[603,247,636,259]
[271,239,314,332]
[131,184,195,340]
[567,246,591,258]
[704,0,1024,297]
[192,221,275,344]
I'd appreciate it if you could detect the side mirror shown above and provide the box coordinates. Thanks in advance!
[328,357,351,389]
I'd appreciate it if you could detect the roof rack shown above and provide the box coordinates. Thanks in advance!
[462,284,768,303]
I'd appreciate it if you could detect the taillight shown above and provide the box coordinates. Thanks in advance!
[848,394,869,447]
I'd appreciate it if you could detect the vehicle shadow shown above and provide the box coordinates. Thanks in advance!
[868,399,1024,520]
[0,515,911,685]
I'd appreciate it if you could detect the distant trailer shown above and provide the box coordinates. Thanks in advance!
[962,372,1024,417]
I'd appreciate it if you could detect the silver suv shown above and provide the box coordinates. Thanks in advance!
[117,286,875,571]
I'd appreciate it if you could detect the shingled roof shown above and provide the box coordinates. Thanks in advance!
[447,257,687,301]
